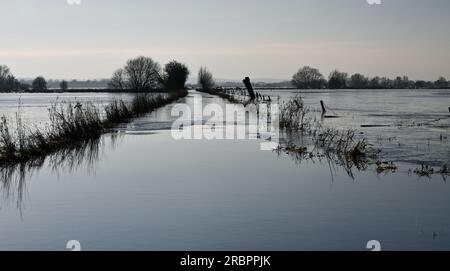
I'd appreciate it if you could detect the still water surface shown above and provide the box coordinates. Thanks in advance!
[0,90,449,250]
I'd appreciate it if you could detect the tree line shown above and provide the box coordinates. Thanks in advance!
[0,57,192,93]
[1,61,449,92]
[0,65,71,92]
[291,66,449,89]
[108,56,189,92]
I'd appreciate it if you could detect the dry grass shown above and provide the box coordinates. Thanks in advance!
[279,96,311,131]
[0,91,187,165]
[376,161,398,174]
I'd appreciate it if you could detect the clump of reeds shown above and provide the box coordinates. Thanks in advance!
[438,164,449,181]
[279,96,311,131]
[410,164,449,180]
[0,91,187,165]
[49,102,103,141]
[376,161,398,174]
[205,90,382,177]
[314,129,371,161]
[414,164,435,177]
[0,116,17,160]
[104,100,133,124]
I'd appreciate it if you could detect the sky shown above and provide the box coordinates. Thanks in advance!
[1,0,450,81]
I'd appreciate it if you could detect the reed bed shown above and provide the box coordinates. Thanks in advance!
[279,96,311,131]
[0,91,187,164]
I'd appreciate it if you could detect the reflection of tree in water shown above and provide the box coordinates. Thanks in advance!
[0,133,121,213]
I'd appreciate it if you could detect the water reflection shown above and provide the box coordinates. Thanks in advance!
[0,92,449,250]
[0,133,121,212]
[275,131,370,180]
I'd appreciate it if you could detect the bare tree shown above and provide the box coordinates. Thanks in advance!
[0,65,11,79]
[328,70,348,89]
[108,68,126,90]
[292,66,326,89]
[124,56,161,90]
[109,57,161,91]
[198,66,215,90]
[0,65,21,92]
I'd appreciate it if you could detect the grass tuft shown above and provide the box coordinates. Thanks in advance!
[0,91,187,165]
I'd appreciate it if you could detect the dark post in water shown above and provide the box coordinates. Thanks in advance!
[320,100,327,115]
[243,77,256,100]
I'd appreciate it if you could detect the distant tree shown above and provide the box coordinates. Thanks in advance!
[160,60,190,91]
[368,76,381,89]
[434,76,448,89]
[109,56,161,91]
[60,80,69,91]
[392,76,413,89]
[349,73,369,89]
[0,65,21,92]
[379,77,392,89]
[32,76,48,92]
[414,80,427,89]
[291,66,326,89]
[20,82,31,91]
[108,68,126,90]
[198,67,215,90]
[328,70,348,89]
[125,56,161,90]
[0,65,11,81]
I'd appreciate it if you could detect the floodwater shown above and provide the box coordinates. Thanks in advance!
[0,89,449,251]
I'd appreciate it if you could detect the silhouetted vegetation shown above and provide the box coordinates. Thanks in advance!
[108,56,162,91]
[328,70,348,89]
[0,65,29,92]
[348,73,369,89]
[292,66,327,89]
[0,90,187,165]
[60,80,69,91]
[279,96,311,130]
[31,76,48,92]
[160,61,190,91]
[290,66,449,90]
[108,57,190,92]
[198,67,215,91]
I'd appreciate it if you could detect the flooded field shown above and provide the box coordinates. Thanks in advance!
[0,89,449,250]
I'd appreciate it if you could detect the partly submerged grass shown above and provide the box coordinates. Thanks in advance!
[279,96,311,131]
[203,90,384,177]
[0,91,187,164]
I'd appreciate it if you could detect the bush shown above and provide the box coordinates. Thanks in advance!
[198,67,215,90]
[161,61,190,91]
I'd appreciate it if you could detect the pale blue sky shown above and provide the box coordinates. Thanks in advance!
[1,0,449,80]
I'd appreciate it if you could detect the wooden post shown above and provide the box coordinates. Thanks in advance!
[320,100,327,115]
[243,77,256,100]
